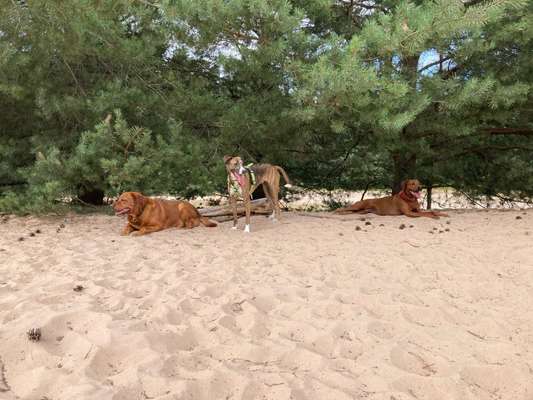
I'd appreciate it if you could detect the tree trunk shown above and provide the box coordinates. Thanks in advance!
[392,150,416,194]
[360,180,372,201]
[391,53,421,194]
[426,184,432,210]
[78,188,105,205]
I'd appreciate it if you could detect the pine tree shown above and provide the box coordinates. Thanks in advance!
[294,0,533,196]
[1,0,532,212]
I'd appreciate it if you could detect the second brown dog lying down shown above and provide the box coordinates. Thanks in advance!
[113,192,217,236]
[334,179,448,219]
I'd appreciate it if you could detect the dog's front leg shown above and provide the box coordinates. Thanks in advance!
[243,187,251,233]
[229,195,238,230]
[131,226,162,236]
[121,224,136,236]
[406,211,439,219]
[430,211,449,218]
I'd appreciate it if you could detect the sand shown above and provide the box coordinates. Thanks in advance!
[1,209,533,400]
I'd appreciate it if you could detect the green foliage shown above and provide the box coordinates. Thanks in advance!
[0,110,221,213]
[1,0,532,213]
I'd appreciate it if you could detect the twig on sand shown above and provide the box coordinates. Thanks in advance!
[264,382,285,387]
[294,212,353,221]
[72,197,100,208]
[84,344,94,360]
[466,330,486,340]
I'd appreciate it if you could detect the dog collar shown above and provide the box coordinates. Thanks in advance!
[399,191,417,203]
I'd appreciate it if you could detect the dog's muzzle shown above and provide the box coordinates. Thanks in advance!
[114,207,130,215]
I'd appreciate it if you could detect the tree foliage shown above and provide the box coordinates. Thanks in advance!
[1,0,532,212]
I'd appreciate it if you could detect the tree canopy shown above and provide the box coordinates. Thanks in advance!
[1,0,532,212]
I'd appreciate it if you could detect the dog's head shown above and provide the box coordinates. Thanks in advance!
[401,179,422,199]
[113,192,147,216]
[223,155,246,175]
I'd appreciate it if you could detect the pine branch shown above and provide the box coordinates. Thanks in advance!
[61,57,87,97]
[418,56,453,74]
[433,144,533,162]
[339,0,389,13]
[136,0,161,8]
[483,127,533,135]
[0,180,27,187]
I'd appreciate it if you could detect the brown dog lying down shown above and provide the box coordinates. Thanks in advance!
[113,192,217,236]
[334,179,448,219]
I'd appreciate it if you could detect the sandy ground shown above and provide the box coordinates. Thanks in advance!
[1,209,533,400]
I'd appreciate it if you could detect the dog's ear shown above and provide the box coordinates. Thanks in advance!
[223,155,233,164]
[131,192,147,215]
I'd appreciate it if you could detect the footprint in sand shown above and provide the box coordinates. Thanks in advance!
[241,379,290,400]
[163,353,211,374]
[367,320,396,339]
[87,336,156,382]
[390,342,454,378]
[218,314,241,334]
[390,345,437,377]
[249,315,271,340]
[401,305,444,328]
[460,365,533,399]
[146,327,199,353]
[182,370,244,400]
[248,295,279,314]
[334,339,364,361]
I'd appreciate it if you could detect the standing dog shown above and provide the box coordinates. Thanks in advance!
[113,191,217,236]
[334,179,448,219]
[224,155,292,232]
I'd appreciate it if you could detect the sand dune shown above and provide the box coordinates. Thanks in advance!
[1,209,533,399]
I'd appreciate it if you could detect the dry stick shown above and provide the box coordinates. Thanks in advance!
[294,212,355,221]
[209,209,273,222]
[71,197,101,208]
[198,198,270,217]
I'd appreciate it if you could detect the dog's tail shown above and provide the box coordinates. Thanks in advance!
[200,216,217,227]
[275,166,292,188]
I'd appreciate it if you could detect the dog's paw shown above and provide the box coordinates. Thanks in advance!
[231,226,238,230]
[244,224,250,233]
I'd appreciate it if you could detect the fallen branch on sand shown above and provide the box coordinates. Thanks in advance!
[294,212,357,222]
[198,201,360,222]
[198,198,272,221]
[294,212,342,220]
